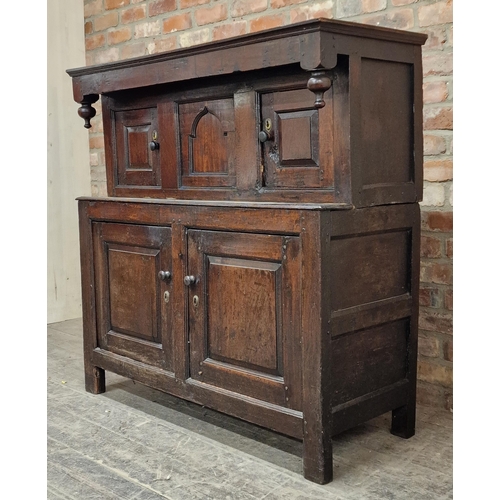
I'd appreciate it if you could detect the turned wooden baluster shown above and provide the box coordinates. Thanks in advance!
[77,94,99,129]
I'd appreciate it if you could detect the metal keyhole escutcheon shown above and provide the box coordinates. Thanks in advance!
[193,295,199,307]
[259,118,274,143]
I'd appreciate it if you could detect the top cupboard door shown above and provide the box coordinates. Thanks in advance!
[260,87,334,190]
[111,106,162,189]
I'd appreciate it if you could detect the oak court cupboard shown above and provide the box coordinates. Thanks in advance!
[68,18,427,484]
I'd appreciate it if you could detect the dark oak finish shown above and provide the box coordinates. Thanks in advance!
[69,18,426,206]
[70,19,426,485]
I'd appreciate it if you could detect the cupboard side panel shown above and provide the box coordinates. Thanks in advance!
[325,205,419,412]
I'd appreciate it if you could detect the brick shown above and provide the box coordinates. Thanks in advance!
[423,81,448,104]
[121,42,146,58]
[271,0,307,8]
[85,0,104,18]
[418,0,453,28]
[231,0,267,17]
[104,0,129,9]
[445,238,452,259]
[134,21,161,38]
[418,334,440,358]
[121,5,146,24]
[178,27,210,48]
[421,235,441,258]
[360,8,414,30]
[444,288,453,310]
[94,11,118,32]
[336,0,362,17]
[420,310,453,335]
[90,165,106,182]
[213,21,247,41]
[422,26,447,51]
[424,106,453,130]
[163,13,192,33]
[195,4,228,26]
[362,0,387,14]
[147,37,177,54]
[416,380,449,410]
[85,21,93,35]
[85,33,106,51]
[249,14,286,33]
[421,183,445,207]
[108,26,132,45]
[447,25,453,46]
[89,152,99,167]
[419,287,440,308]
[89,135,105,150]
[180,0,210,8]
[422,211,453,232]
[443,337,453,362]
[423,53,452,77]
[391,0,417,5]
[424,134,446,155]
[424,159,452,182]
[420,262,452,286]
[290,1,334,22]
[417,360,452,387]
[94,47,120,64]
[149,0,176,17]
[91,182,107,197]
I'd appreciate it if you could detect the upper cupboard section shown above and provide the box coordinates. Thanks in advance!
[102,70,337,200]
[69,19,427,206]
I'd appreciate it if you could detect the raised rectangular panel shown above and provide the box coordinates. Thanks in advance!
[260,87,333,189]
[114,107,161,188]
[93,223,173,371]
[187,230,301,409]
[328,319,409,407]
[207,257,282,375]
[331,230,411,311]
[108,244,159,342]
[358,58,416,205]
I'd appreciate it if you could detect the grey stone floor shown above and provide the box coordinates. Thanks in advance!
[48,318,452,499]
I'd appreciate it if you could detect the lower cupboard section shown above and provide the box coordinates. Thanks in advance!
[78,198,420,484]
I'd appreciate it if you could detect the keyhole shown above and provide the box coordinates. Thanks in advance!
[193,295,199,307]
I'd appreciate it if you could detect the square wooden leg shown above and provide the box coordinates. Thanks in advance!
[391,403,416,439]
[85,365,106,394]
[303,433,333,484]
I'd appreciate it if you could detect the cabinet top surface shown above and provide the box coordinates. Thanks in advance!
[77,196,353,211]
[67,18,426,79]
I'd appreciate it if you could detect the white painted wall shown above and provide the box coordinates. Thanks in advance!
[47,0,91,323]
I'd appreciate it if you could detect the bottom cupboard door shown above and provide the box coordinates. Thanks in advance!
[93,222,173,372]
[186,229,302,411]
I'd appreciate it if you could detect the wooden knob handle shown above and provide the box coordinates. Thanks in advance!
[158,270,171,281]
[183,275,196,286]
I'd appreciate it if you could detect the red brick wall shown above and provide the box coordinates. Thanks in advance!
[82,0,453,410]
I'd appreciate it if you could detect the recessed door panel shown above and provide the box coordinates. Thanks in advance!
[114,107,161,188]
[187,230,301,410]
[93,222,173,371]
[179,98,236,188]
[260,87,334,189]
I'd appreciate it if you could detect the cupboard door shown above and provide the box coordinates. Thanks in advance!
[113,107,161,188]
[186,230,302,410]
[260,87,333,189]
[93,223,173,372]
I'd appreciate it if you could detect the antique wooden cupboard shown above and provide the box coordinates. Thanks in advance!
[68,19,427,484]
